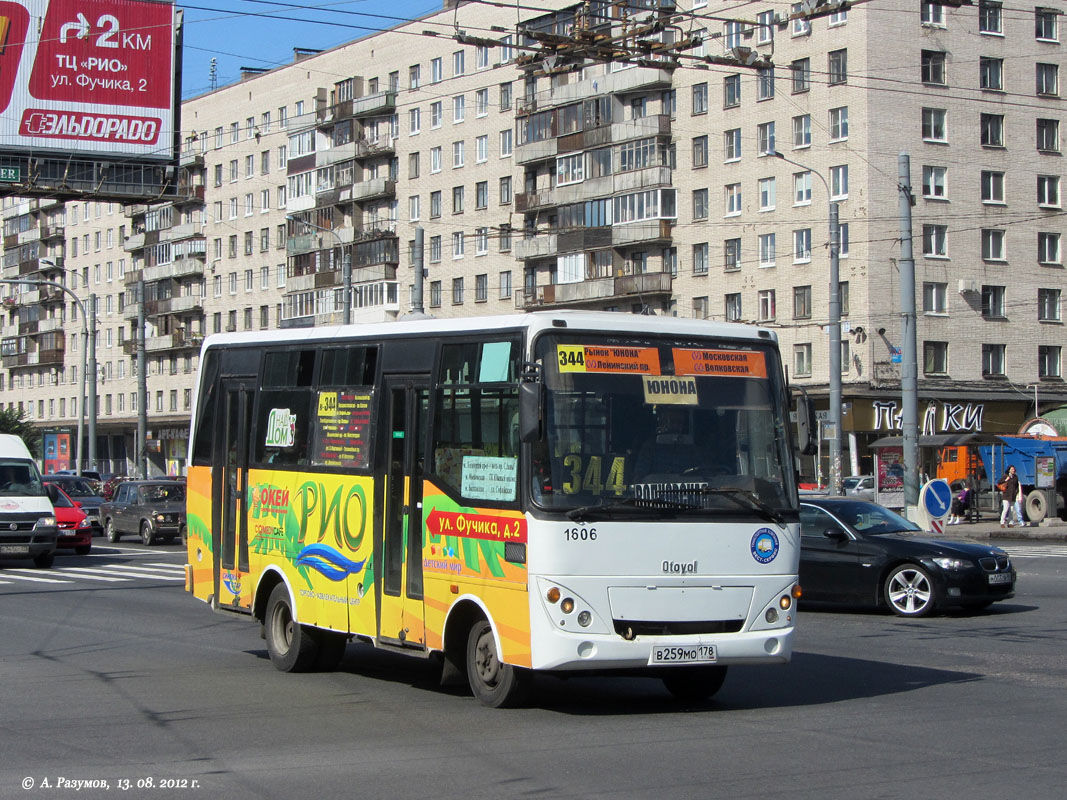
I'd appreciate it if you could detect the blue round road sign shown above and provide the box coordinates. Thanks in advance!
[921,478,953,519]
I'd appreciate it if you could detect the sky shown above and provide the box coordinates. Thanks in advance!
[178,0,444,100]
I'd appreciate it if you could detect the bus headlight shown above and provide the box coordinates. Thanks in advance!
[765,608,779,624]
[779,594,792,610]
[560,597,575,614]
[577,610,592,627]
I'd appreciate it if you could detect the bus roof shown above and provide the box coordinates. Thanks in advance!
[199,311,778,352]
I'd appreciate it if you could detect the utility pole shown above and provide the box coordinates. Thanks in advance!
[827,202,842,495]
[898,153,920,510]
[137,280,148,477]
[412,227,425,314]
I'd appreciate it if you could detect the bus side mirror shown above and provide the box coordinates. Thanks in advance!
[519,382,543,443]
[795,392,817,456]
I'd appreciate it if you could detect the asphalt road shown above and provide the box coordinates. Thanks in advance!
[2,541,1066,800]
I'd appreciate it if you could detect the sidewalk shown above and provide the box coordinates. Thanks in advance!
[926,516,1067,542]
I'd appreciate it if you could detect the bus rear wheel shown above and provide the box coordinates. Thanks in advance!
[661,665,728,703]
[265,584,318,672]
[466,619,531,708]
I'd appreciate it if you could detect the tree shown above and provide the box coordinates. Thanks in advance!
[0,407,41,457]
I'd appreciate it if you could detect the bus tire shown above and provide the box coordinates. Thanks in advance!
[661,665,728,703]
[313,632,347,672]
[466,619,531,708]
[265,583,318,673]
[1025,490,1047,523]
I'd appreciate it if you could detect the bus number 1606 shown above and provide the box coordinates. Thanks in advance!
[564,527,597,541]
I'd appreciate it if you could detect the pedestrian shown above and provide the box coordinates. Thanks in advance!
[998,466,1020,528]
[1015,482,1027,528]
[948,485,970,525]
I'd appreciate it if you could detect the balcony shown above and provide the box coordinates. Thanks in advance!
[351,178,396,203]
[318,98,353,124]
[515,137,557,166]
[354,138,395,160]
[351,91,396,118]
[515,271,672,310]
[175,184,206,204]
[549,66,673,107]
[144,295,205,317]
[124,232,146,252]
[513,234,558,261]
[163,222,204,242]
[515,189,556,213]
[612,219,673,247]
[142,257,205,283]
[37,316,63,333]
[39,224,65,240]
[179,150,205,169]
[145,331,202,353]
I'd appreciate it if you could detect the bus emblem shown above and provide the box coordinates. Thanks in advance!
[750,529,779,564]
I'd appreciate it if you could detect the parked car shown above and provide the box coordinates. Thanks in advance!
[43,476,104,535]
[799,497,1016,617]
[101,480,187,545]
[842,475,875,502]
[46,484,93,555]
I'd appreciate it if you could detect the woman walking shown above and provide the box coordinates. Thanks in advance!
[999,465,1020,528]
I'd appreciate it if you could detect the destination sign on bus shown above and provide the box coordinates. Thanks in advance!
[672,348,767,378]
[311,390,372,469]
[557,345,660,374]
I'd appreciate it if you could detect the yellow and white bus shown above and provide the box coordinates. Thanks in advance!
[185,311,805,706]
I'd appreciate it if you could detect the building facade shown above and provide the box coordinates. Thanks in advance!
[1,0,1064,478]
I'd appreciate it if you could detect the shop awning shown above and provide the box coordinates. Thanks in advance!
[868,433,1002,449]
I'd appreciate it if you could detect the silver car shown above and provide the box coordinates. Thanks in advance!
[843,475,875,501]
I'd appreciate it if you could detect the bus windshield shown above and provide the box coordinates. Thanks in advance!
[531,333,797,518]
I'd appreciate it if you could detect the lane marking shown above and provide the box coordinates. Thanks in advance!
[0,570,70,583]
[55,567,131,582]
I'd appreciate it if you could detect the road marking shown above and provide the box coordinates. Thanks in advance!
[96,565,184,581]
[55,567,131,582]
[109,564,184,575]
[1004,545,1067,558]
[0,570,71,583]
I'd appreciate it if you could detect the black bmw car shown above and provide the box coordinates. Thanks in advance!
[799,498,1016,617]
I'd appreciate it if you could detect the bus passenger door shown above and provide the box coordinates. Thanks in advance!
[378,376,429,649]
[212,379,253,611]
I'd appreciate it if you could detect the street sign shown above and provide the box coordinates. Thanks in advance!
[0,167,20,182]
[890,347,902,364]
[921,478,953,520]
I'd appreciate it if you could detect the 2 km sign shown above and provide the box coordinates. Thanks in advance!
[0,0,176,158]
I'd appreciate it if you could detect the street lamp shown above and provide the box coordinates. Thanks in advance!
[0,271,96,476]
[286,215,352,324]
[774,151,842,495]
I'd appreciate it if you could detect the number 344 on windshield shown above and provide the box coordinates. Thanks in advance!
[561,454,626,496]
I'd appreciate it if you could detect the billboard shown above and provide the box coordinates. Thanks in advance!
[0,0,176,161]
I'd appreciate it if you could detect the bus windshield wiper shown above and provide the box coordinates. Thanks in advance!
[566,496,694,521]
[697,486,785,525]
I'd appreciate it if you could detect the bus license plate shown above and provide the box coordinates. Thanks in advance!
[0,545,28,555]
[988,573,1012,585]
[649,645,717,665]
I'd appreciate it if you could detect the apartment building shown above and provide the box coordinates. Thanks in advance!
[1,0,1064,477]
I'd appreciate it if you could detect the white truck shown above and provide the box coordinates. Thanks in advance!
[0,435,58,568]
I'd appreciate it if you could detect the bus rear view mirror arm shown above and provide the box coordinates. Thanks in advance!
[519,381,544,443]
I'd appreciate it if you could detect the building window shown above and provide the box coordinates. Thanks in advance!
[724,238,741,271]
[979,0,1002,34]
[499,271,512,299]
[452,232,465,259]
[692,82,708,114]
[791,2,812,34]
[923,281,947,313]
[759,233,776,267]
[794,171,812,205]
[692,188,709,220]
[1037,118,1060,152]
[453,50,465,76]
[757,121,775,155]
[793,344,812,377]
[793,285,812,319]
[475,274,488,302]
[830,165,848,199]
[921,50,946,85]
[759,177,776,210]
[476,181,488,209]
[1036,7,1058,41]
[692,242,709,275]
[922,108,947,142]
[757,68,775,100]
[924,341,949,375]
[922,165,947,199]
[921,1,945,26]
[725,293,742,321]
[431,57,442,83]
[452,95,465,123]
[452,140,464,168]
[982,344,1006,377]
[981,113,1004,147]
[429,190,441,218]
[692,296,709,320]
[500,176,512,204]
[475,88,489,116]
[429,235,442,263]
[1038,175,1061,207]
[982,228,1006,261]
[828,49,847,84]
[692,135,708,168]
[1039,345,1062,378]
[923,224,948,257]
[1037,63,1059,96]
[500,129,512,157]
[981,285,1006,318]
[829,107,849,141]
[789,228,812,264]
[1039,232,1061,264]
[758,289,776,322]
[429,280,441,308]
[723,74,741,108]
[452,186,464,213]
[981,170,1005,203]
[791,58,810,93]
[476,135,488,163]
[793,114,811,148]
[724,128,741,161]
[725,183,742,216]
[1039,288,1061,322]
[980,57,1003,91]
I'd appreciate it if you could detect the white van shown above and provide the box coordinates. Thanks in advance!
[0,435,58,568]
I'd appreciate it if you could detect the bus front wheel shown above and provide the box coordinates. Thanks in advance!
[466,619,531,708]
[661,665,728,703]
[265,584,318,672]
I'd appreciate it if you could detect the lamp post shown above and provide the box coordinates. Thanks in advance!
[774,151,842,495]
[0,273,95,476]
[286,215,352,324]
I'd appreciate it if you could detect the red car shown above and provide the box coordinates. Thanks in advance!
[48,484,93,555]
